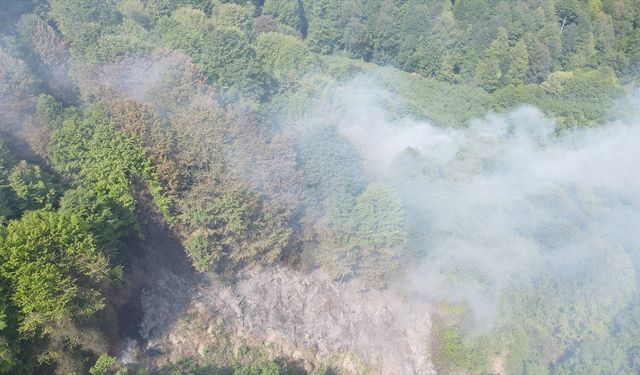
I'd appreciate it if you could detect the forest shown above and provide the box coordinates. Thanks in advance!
[0,0,639,374]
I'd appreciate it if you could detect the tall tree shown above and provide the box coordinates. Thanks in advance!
[475,28,508,91]
[261,0,304,32]
[528,41,552,83]
[507,40,530,85]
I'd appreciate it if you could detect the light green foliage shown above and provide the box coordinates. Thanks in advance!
[543,71,575,95]
[0,147,23,374]
[201,27,253,85]
[157,356,220,374]
[305,14,341,55]
[212,3,254,35]
[254,32,316,91]
[35,94,66,130]
[440,328,484,371]
[150,2,269,100]
[232,358,282,375]
[0,284,7,336]
[431,305,491,374]
[429,240,637,375]
[365,0,638,84]
[351,183,408,286]
[303,0,342,54]
[8,161,56,212]
[0,276,19,374]
[89,353,117,375]
[0,210,110,334]
[145,0,188,23]
[507,40,530,86]
[59,187,132,249]
[50,108,171,244]
[85,18,155,63]
[297,124,366,199]
[49,0,121,56]
[475,57,502,92]
[365,61,491,127]
[261,0,303,32]
[492,243,636,374]
[171,6,210,30]
[157,354,283,375]
[493,68,623,127]
[157,6,210,57]
[353,184,406,250]
[553,300,640,375]
[49,0,640,94]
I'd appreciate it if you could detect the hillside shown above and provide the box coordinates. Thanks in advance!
[0,1,639,374]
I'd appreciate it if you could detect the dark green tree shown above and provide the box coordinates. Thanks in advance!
[181,181,291,272]
[0,142,15,223]
[528,41,552,83]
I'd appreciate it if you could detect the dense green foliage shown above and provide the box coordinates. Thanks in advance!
[50,108,171,240]
[1,210,110,334]
[180,181,292,271]
[8,161,57,212]
[0,0,638,373]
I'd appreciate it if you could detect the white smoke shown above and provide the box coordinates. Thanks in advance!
[327,77,640,326]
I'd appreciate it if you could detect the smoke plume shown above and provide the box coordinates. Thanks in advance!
[324,78,640,327]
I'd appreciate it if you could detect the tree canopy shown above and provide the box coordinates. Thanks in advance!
[0,0,637,373]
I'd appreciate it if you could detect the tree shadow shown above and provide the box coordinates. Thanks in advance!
[106,180,204,362]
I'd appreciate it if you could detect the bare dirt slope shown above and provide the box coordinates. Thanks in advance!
[118,196,435,374]
[135,263,435,374]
